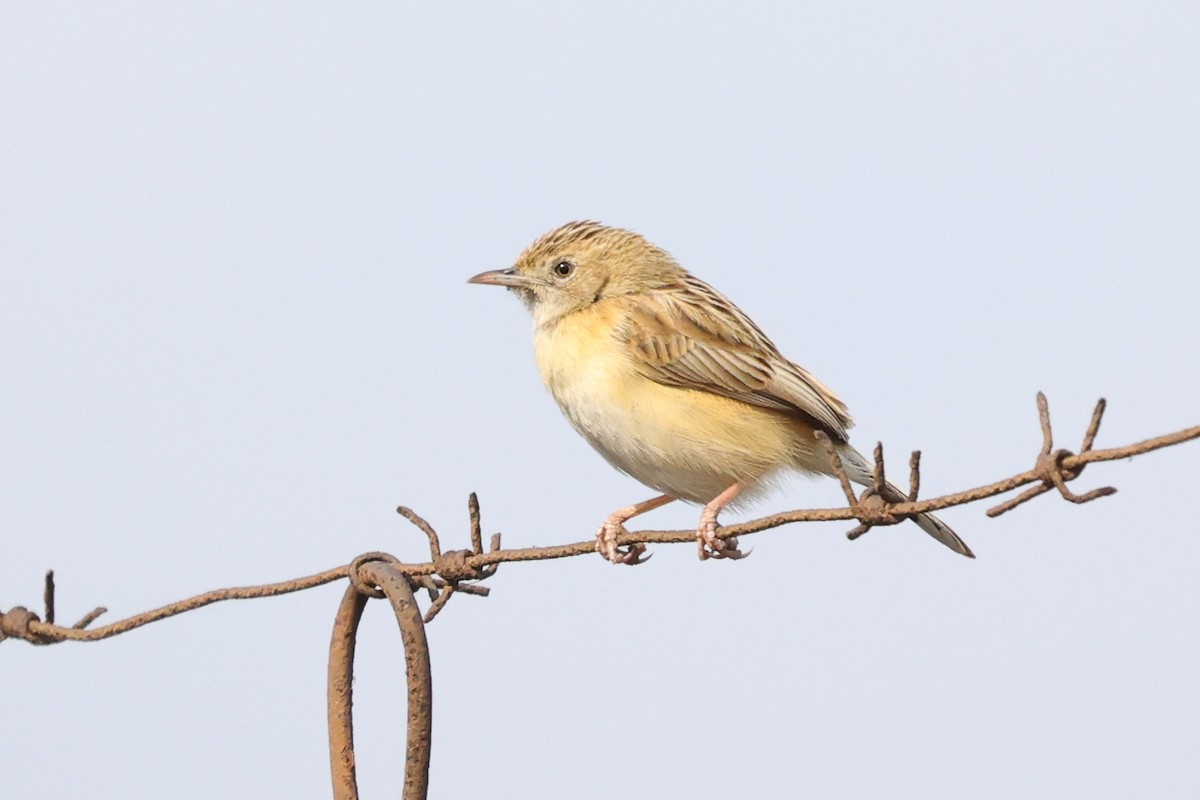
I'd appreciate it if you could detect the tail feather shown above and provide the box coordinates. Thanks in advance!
[836,445,975,558]
[910,507,975,558]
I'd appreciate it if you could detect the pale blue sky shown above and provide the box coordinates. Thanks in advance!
[3,3,1198,798]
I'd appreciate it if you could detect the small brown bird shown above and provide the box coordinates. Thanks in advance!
[469,221,973,563]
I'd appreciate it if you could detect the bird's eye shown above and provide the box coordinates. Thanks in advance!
[553,260,574,278]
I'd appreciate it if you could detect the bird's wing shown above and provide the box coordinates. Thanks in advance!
[619,275,853,440]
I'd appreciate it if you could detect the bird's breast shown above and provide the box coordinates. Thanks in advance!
[533,304,634,433]
[532,304,805,503]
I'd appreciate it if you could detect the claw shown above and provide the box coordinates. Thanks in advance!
[620,544,652,565]
[696,520,750,561]
[695,481,749,561]
[595,520,652,565]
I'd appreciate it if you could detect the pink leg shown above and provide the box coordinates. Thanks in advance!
[596,494,676,565]
[697,481,750,561]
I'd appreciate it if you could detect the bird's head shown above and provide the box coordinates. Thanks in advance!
[469,221,681,326]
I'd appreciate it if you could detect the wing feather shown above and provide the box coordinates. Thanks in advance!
[621,277,853,440]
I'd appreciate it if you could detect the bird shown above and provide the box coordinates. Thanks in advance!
[468,221,973,563]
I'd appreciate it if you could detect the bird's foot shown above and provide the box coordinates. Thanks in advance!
[696,511,750,561]
[595,518,651,565]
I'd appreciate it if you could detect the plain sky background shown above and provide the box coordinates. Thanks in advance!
[2,3,1198,798]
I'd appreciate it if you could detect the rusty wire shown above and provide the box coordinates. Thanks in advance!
[4,394,1198,648]
[328,555,432,800]
[2,393,1198,799]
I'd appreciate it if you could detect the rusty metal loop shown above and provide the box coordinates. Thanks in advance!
[347,551,398,599]
[328,557,432,800]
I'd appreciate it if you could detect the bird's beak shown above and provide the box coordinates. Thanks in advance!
[467,268,531,288]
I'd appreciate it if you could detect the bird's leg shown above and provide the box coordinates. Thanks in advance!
[697,481,749,561]
[596,494,676,565]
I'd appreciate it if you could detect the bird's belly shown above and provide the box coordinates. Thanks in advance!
[538,336,802,504]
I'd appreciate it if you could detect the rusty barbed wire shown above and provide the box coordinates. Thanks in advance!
[3,393,1197,648]
[2,393,1198,800]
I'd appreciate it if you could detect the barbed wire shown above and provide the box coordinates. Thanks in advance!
[3,392,1198,799]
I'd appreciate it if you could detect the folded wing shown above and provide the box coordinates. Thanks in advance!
[620,275,853,441]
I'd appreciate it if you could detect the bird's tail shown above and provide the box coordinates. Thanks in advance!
[836,445,975,559]
[908,505,975,558]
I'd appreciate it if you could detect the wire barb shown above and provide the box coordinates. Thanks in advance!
[43,571,55,625]
[815,431,859,507]
[398,506,442,560]
[468,492,483,555]
[908,451,922,502]
[872,442,886,492]
[815,434,916,542]
[988,392,1118,517]
[393,495,502,621]
[72,607,109,629]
